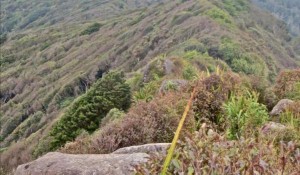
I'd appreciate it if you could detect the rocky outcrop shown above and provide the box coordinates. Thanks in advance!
[15,143,170,175]
[270,99,294,116]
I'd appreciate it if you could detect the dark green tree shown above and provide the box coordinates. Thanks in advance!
[50,71,131,150]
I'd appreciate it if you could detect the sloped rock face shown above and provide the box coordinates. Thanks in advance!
[15,152,149,175]
[15,143,170,175]
[270,99,294,116]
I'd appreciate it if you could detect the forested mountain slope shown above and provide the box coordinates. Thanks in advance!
[252,0,300,35]
[0,0,299,172]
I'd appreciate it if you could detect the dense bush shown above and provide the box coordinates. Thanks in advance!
[205,7,232,25]
[193,72,241,129]
[222,0,248,16]
[274,69,300,100]
[49,72,131,150]
[280,101,300,130]
[171,11,192,26]
[80,23,102,35]
[182,65,198,80]
[133,81,160,102]
[0,33,7,45]
[60,92,194,154]
[223,91,269,139]
[136,126,300,174]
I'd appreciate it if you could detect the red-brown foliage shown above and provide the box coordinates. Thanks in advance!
[61,91,194,154]
[193,72,241,129]
[274,69,300,99]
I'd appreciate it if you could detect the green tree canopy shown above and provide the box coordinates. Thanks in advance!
[50,71,131,150]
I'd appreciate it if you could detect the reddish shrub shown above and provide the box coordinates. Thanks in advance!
[274,69,300,100]
[193,72,241,130]
[61,92,194,154]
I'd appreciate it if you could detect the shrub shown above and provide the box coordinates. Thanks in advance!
[184,44,206,54]
[274,69,300,100]
[246,75,277,110]
[133,81,160,102]
[182,66,198,80]
[224,91,269,139]
[136,127,300,174]
[193,72,241,130]
[171,12,192,26]
[49,72,131,150]
[90,92,193,154]
[0,33,7,45]
[205,7,232,25]
[280,101,300,130]
[80,23,102,35]
[60,92,194,154]
[223,0,248,16]
[100,108,125,127]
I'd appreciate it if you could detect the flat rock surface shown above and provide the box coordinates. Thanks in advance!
[113,143,170,154]
[15,152,149,175]
[15,143,171,175]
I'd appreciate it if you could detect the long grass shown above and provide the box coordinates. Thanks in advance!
[161,88,196,175]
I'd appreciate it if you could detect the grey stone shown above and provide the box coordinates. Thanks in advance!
[113,143,170,155]
[261,122,286,135]
[163,59,175,75]
[270,99,294,116]
[15,143,171,175]
[15,152,149,175]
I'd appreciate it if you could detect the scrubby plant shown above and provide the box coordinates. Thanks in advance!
[0,33,7,45]
[171,11,192,26]
[193,72,241,130]
[136,126,300,174]
[224,91,269,139]
[133,81,160,102]
[274,69,300,100]
[100,108,125,127]
[205,7,232,25]
[182,66,198,80]
[90,92,193,154]
[80,23,102,35]
[49,72,131,150]
[184,43,206,54]
[61,92,194,154]
[222,0,248,16]
[143,58,166,83]
[280,101,300,130]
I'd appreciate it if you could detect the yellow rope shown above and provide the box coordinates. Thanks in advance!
[161,88,196,175]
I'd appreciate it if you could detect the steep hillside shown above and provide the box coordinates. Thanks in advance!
[0,0,167,33]
[252,0,300,36]
[1,0,300,172]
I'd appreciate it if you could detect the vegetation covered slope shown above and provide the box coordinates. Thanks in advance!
[252,0,300,35]
[0,0,168,33]
[0,0,300,172]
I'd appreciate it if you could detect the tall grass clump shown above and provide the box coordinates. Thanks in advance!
[224,91,269,139]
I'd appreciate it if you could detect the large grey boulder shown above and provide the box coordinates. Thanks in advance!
[15,143,170,175]
[270,99,294,116]
[113,143,170,154]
